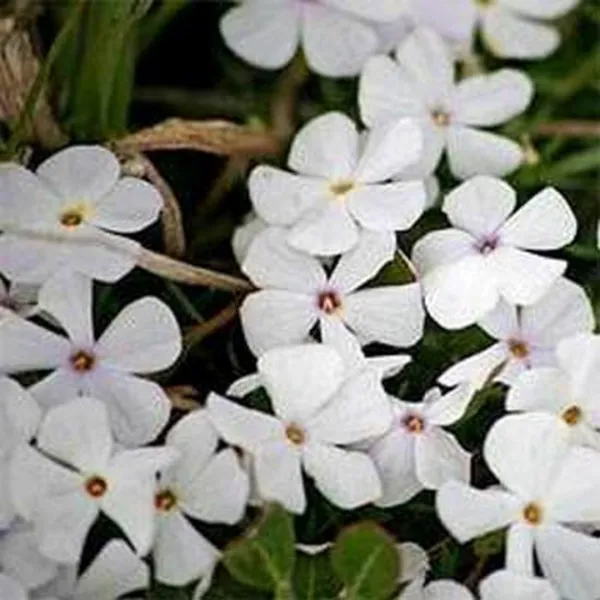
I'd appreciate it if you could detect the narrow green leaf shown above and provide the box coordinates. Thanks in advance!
[331,522,399,600]
[223,504,295,593]
[293,550,343,600]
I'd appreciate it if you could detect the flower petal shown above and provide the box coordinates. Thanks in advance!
[501,0,579,18]
[506,367,570,415]
[424,382,475,426]
[506,523,535,576]
[411,229,476,277]
[439,343,508,390]
[479,570,559,600]
[426,580,474,600]
[556,333,600,403]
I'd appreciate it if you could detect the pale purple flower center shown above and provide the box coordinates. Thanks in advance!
[475,234,500,255]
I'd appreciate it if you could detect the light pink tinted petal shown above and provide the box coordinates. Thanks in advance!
[259,344,345,423]
[302,443,381,509]
[0,314,68,372]
[479,298,519,340]
[255,440,305,514]
[240,291,317,356]
[289,112,358,179]
[85,371,171,446]
[288,201,360,256]
[446,126,524,180]
[481,6,559,60]
[479,570,559,600]
[308,368,392,444]
[483,413,569,499]
[451,69,533,127]
[343,283,425,347]
[154,510,218,587]
[36,146,120,202]
[506,367,570,415]
[520,278,594,346]
[88,177,162,233]
[219,1,299,70]
[325,0,405,21]
[242,227,326,292]
[348,180,426,233]
[416,428,470,489]
[499,188,576,250]
[421,256,499,330]
[329,229,396,294]
[354,119,423,183]
[556,333,600,403]
[206,393,283,453]
[424,382,475,426]
[358,55,425,127]
[506,523,535,576]
[38,271,94,347]
[96,297,181,373]
[436,481,519,543]
[301,4,379,77]
[248,166,326,226]
[411,229,476,277]
[406,0,476,45]
[29,368,80,411]
[535,525,600,600]
[438,343,508,390]
[489,247,566,306]
[442,176,516,238]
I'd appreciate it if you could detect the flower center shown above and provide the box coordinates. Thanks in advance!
[329,180,355,197]
[285,423,306,446]
[59,206,86,229]
[522,501,543,525]
[85,475,108,498]
[432,110,451,127]
[155,488,178,512]
[318,291,342,315]
[70,350,95,372]
[508,339,529,359]
[561,405,582,426]
[476,235,499,255]
[403,414,425,434]
[475,0,493,6]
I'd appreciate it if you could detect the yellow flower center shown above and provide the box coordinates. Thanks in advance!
[403,414,425,434]
[432,110,451,127]
[508,339,529,360]
[59,204,88,229]
[70,350,95,372]
[285,423,306,446]
[329,180,355,197]
[522,502,543,525]
[85,475,108,499]
[155,488,178,512]
[561,405,582,426]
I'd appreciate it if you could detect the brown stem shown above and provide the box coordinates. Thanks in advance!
[533,120,600,138]
[184,299,241,346]
[464,556,487,590]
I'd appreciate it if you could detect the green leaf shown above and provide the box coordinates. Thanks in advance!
[293,550,343,600]
[223,504,295,597]
[474,530,505,559]
[331,522,399,600]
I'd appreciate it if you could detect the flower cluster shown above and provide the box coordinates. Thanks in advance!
[0,1,597,599]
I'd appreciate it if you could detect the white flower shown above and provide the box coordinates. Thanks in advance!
[232,212,268,265]
[240,227,424,356]
[0,280,39,318]
[359,28,534,180]
[507,333,600,449]
[220,0,404,77]
[0,574,27,600]
[207,344,392,513]
[436,412,600,600]
[396,542,429,586]
[0,272,181,445]
[153,410,249,586]
[370,384,473,507]
[9,397,178,564]
[479,570,559,600]
[0,146,162,284]
[0,377,41,528]
[412,176,577,329]
[249,111,425,256]
[399,577,473,600]
[439,278,594,389]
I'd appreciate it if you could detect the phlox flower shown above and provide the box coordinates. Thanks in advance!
[439,278,594,389]
[9,397,178,565]
[398,578,473,600]
[220,0,404,77]
[507,333,600,449]
[412,176,577,329]
[0,146,162,284]
[370,384,473,507]
[231,212,268,265]
[0,280,39,318]
[207,344,392,514]
[479,570,559,600]
[152,410,249,586]
[249,111,425,256]
[436,413,600,600]
[0,272,181,445]
[359,28,534,180]
[240,227,424,356]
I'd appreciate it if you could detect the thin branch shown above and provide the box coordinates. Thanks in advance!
[184,299,241,346]
[533,120,600,137]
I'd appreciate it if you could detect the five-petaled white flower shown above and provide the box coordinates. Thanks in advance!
[9,397,178,564]
[412,176,577,329]
[153,410,249,586]
[208,344,392,514]
[507,333,600,449]
[0,146,162,284]
[439,278,594,389]
[220,0,404,77]
[359,28,533,180]
[240,227,424,356]
[0,272,182,446]
[370,384,473,507]
[249,111,425,256]
[436,412,600,600]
